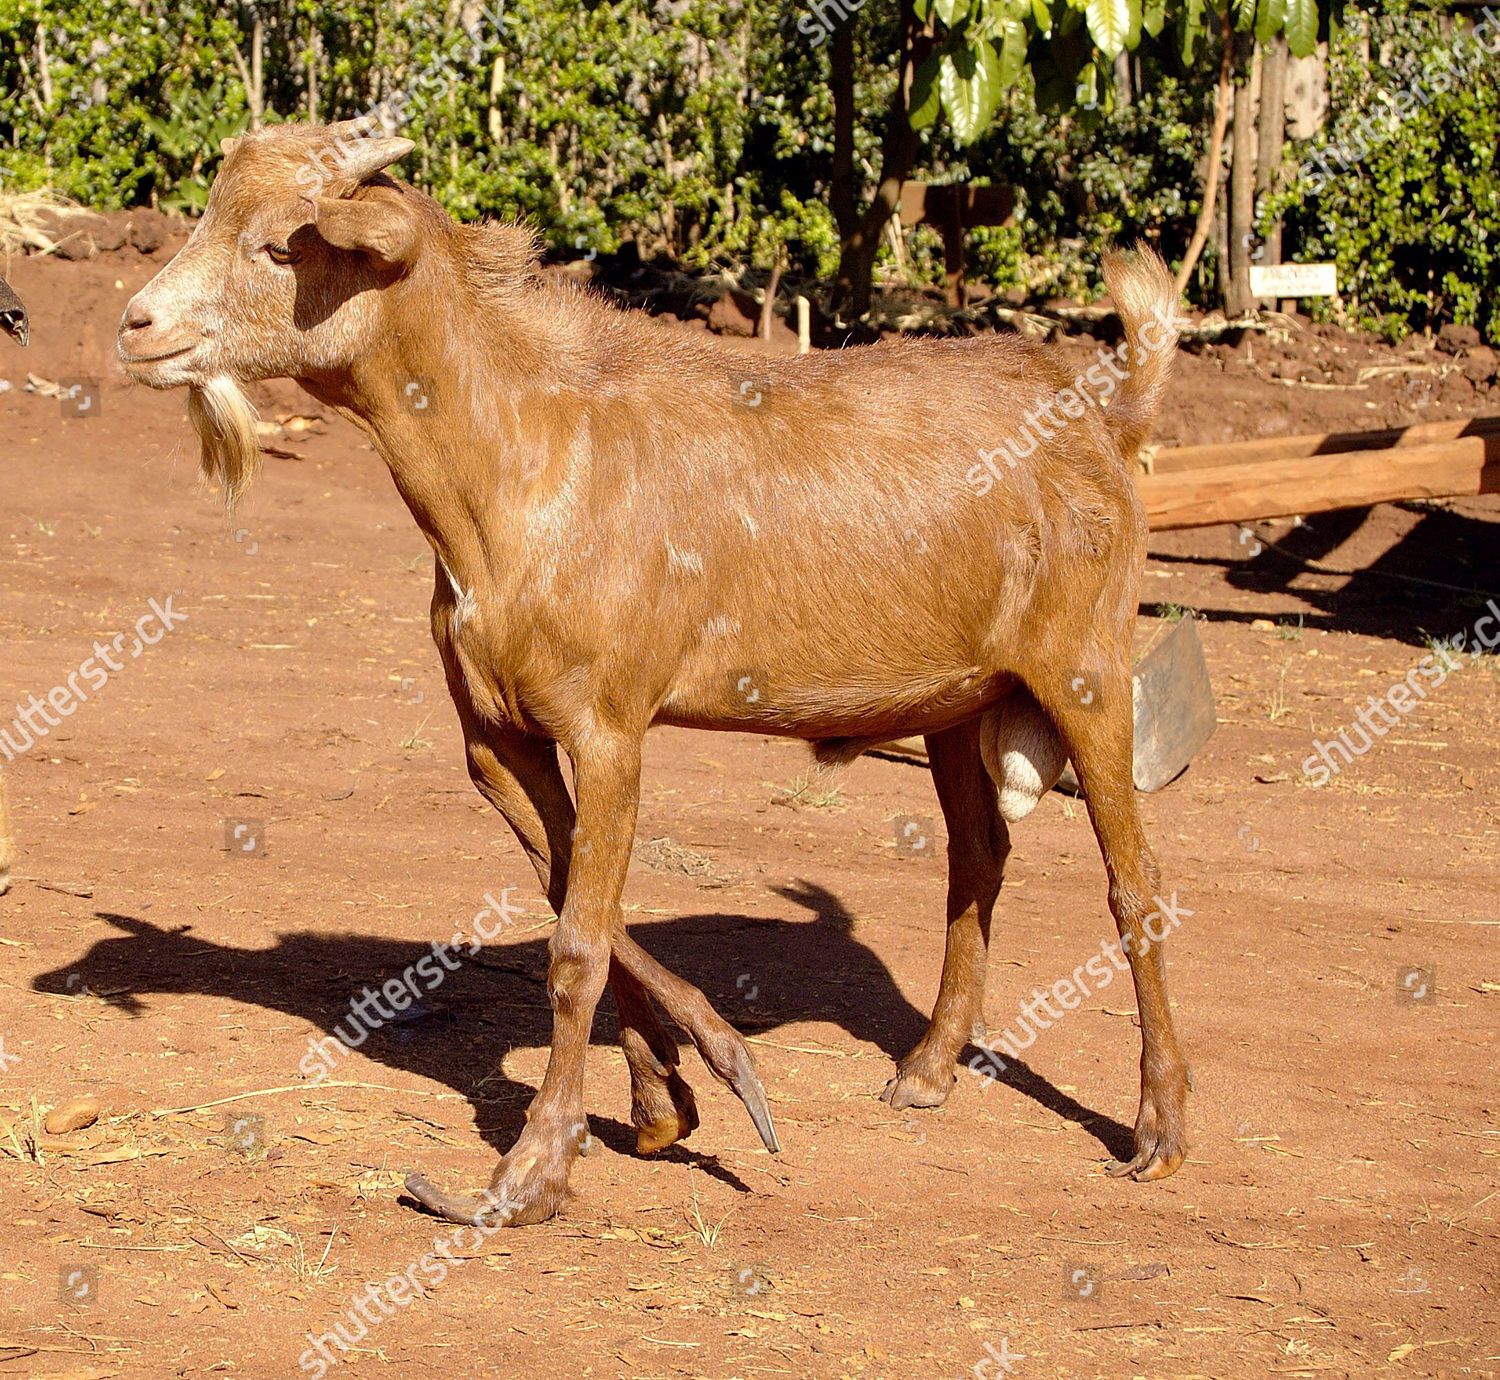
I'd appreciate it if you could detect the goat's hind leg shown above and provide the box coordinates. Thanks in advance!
[881,719,1010,1111]
[1030,666,1190,1180]
[459,723,699,1157]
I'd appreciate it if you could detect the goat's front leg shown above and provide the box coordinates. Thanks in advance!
[461,719,698,1157]
[409,729,644,1225]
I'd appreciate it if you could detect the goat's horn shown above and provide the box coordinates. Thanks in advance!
[325,114,390,141]
[327,134,416,186]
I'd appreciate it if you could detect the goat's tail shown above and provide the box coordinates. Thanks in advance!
[1101,246,1178,460]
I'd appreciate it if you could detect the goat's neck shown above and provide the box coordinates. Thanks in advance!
[302,339,545,596]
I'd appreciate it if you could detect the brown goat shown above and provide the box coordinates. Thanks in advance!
[1,273,27,896]
[118,119,1190,1227]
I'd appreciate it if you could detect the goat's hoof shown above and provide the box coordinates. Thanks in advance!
[635,1107,695,1156]
[879,1056,956,1111]
[404,1167,565,1227]
[1104,1148,1184,1181]
[1105,1090,1188,1181]
[728,1045,781,1154]
[634,1069,700,1155]
[405,1123,581,1227]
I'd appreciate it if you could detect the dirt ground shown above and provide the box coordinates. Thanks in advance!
[0,238,1497,1380]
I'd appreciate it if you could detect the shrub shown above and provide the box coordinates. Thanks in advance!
[1274,1,1500,342]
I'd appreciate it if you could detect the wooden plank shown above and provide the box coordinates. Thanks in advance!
[1152,415,1500,473]
[1139,432,1500,530]
[897,182,1014,229]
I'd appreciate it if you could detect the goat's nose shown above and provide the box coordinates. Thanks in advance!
[121,305,153,333]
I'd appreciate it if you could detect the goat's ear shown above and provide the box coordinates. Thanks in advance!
[309,191,419,270]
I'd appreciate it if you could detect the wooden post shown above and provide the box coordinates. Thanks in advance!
[940,208,966,308]
[1226,33,1257,316]
[897,183,1015,309]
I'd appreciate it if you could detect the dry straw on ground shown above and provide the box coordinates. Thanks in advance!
[0,189,92,258]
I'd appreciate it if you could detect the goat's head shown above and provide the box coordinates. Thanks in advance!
[118,118,430,502]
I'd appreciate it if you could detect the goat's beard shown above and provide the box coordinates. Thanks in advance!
[187,375,261,509]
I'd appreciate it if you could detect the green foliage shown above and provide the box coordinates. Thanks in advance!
[144,82,251,213]
[1274,2,1500,341]
[941,65,1208,298]
[0,0,1491,342]
[0,0,884,270]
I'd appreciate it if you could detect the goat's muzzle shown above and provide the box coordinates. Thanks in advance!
[117,298,207,387]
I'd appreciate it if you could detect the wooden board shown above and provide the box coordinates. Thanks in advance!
[1139,431,1500,530]
[1152,415,1500,473]
[897,182,1015,229]
[1131,615,1218,791]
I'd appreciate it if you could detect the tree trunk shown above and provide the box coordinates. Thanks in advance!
[307,26,321,122]
[831,0,929,319]
[1226,31,1257,317]
[1255,33,1288,272]
[1173,27,1234,297]
[1213,165,1230,304]
[249,12,264,129]
[830,15,857,242]
[759,255,784,341]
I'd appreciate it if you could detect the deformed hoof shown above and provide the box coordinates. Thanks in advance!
[404,1173,501,1226]
[1104,1150,1183,1182]
[879,1048,957,1111]
[726,1045,780,1153]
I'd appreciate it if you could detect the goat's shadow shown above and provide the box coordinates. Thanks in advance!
[1148,499,1500,645]
[30,877,1134,1182]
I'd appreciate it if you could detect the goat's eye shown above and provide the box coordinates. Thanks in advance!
[264,243,300,265]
